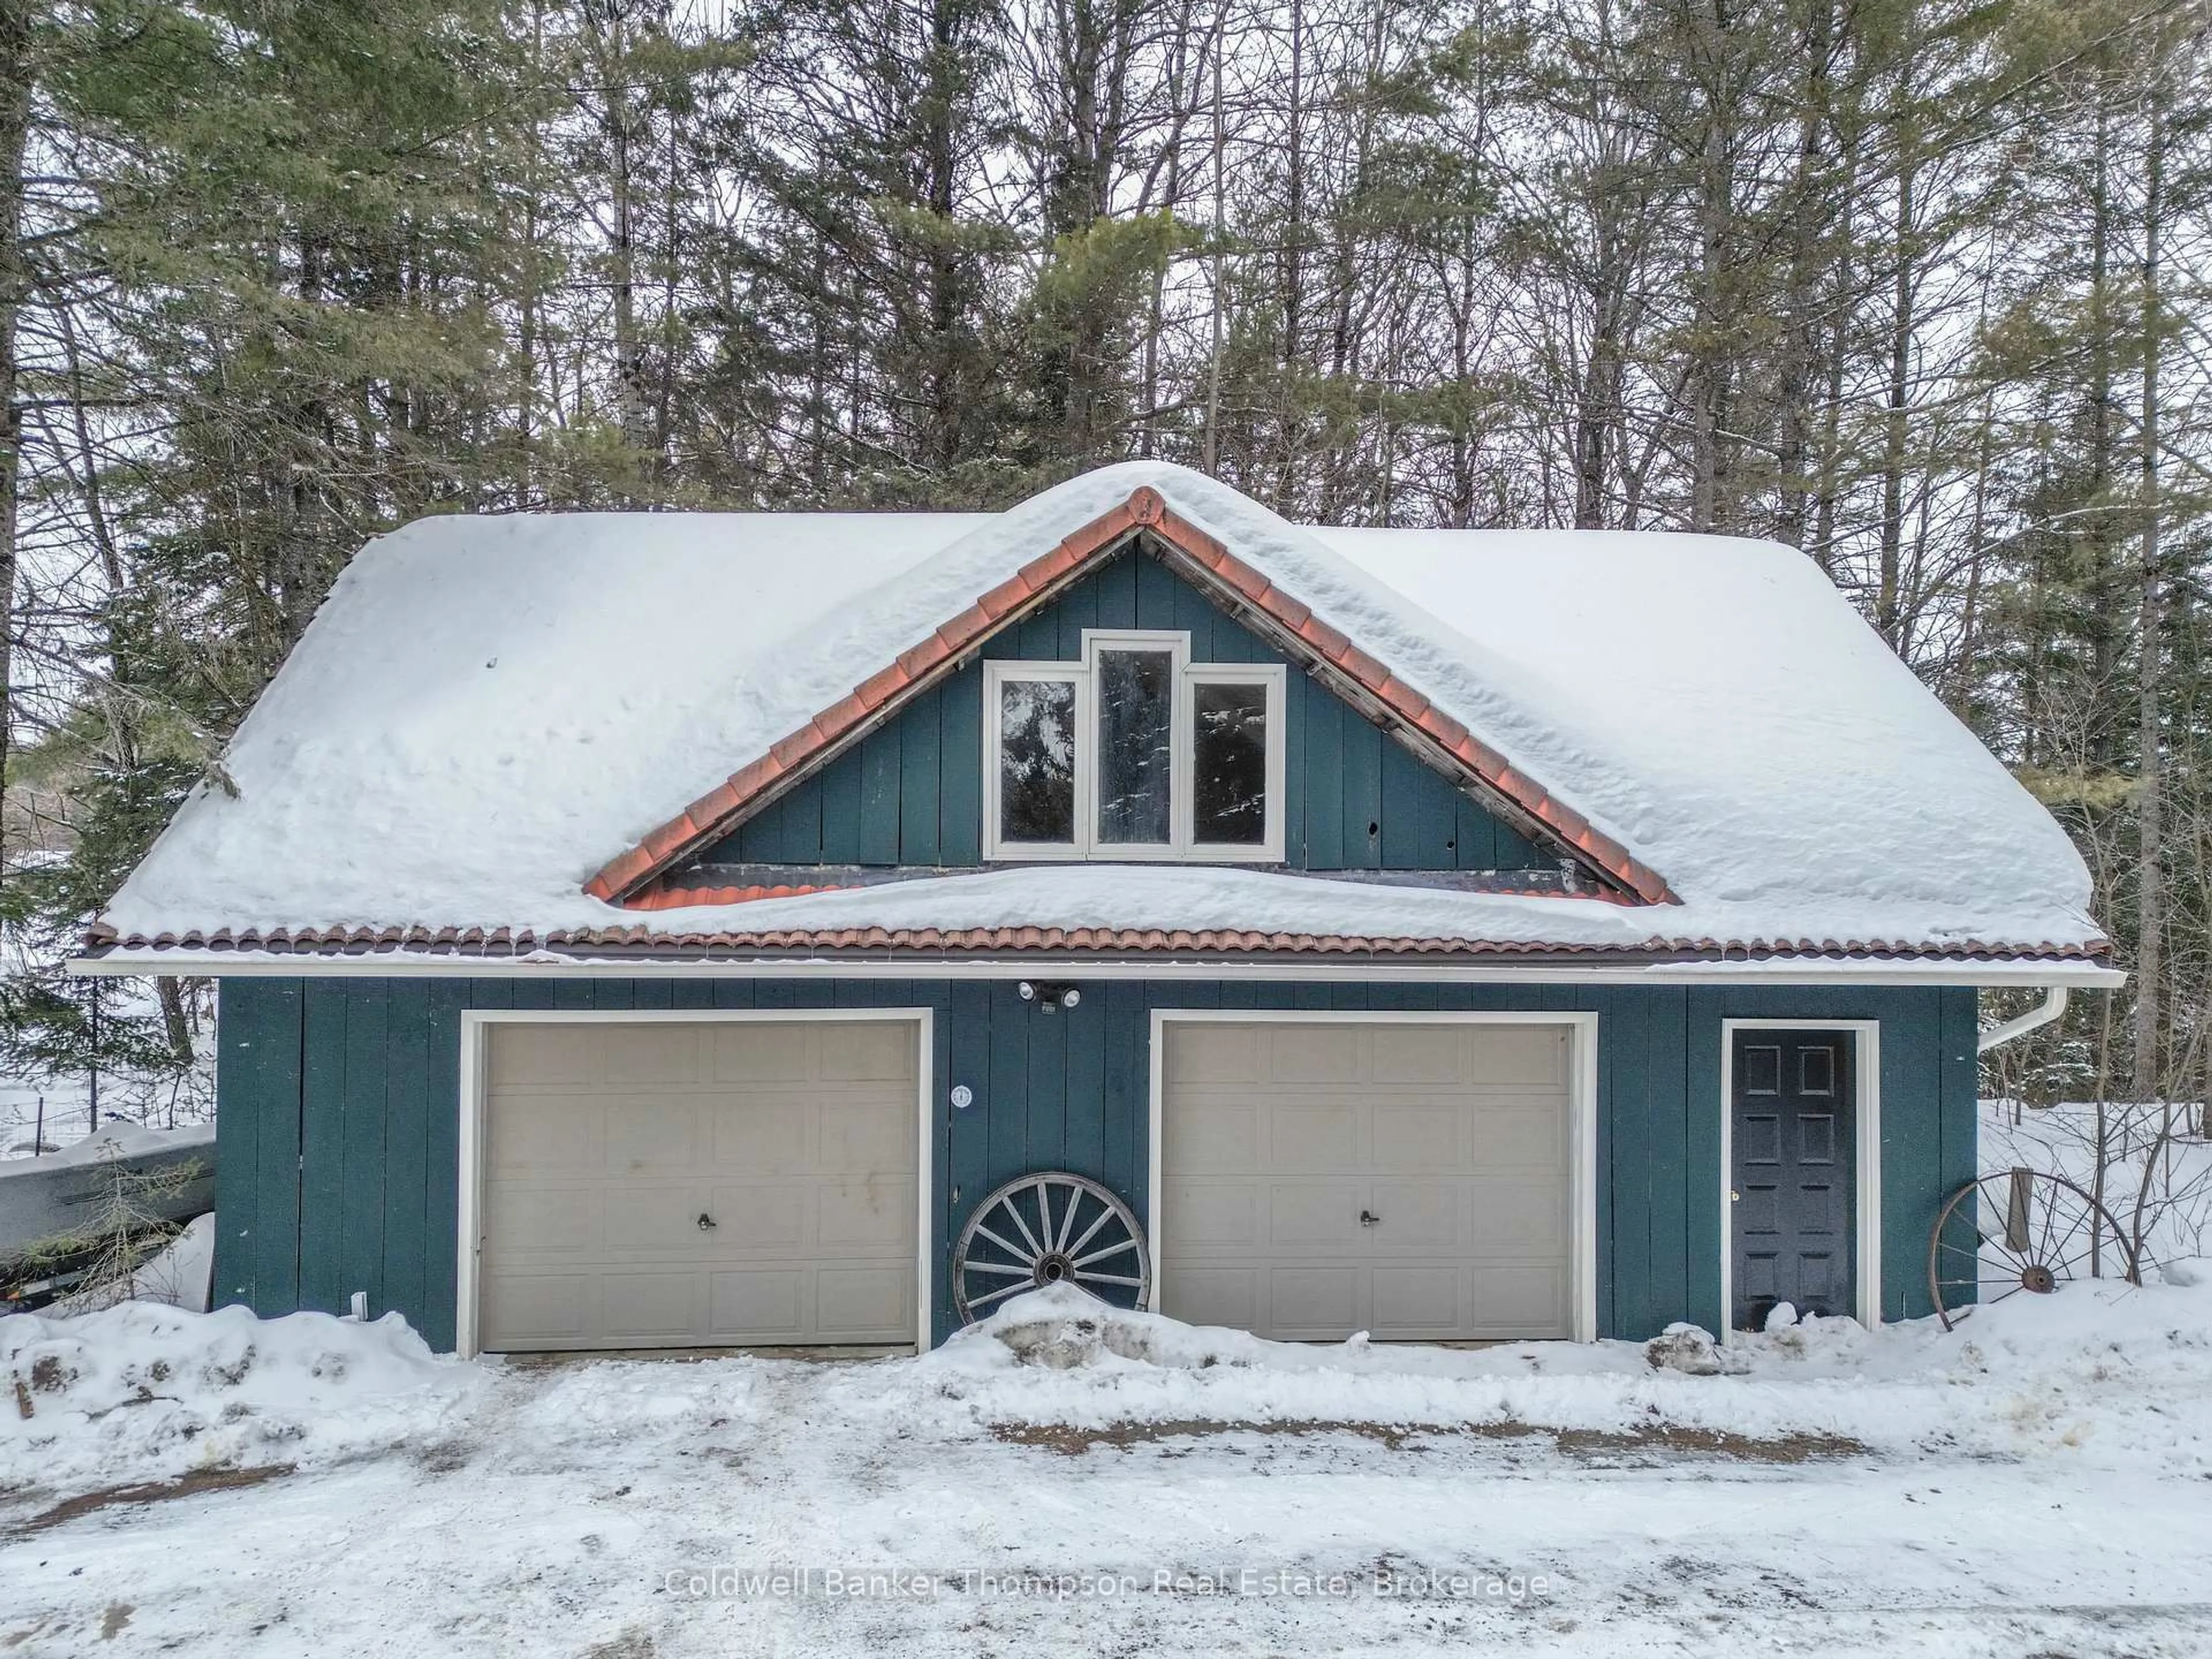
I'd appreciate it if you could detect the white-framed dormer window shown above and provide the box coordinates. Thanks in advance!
[982,630,1286,863]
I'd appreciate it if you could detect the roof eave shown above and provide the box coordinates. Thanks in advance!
[70,935,2123,988]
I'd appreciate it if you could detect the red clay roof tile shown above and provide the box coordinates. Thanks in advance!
[1259,587,1311,630]
[768,725,828,771]
[1335,642,1389,688]
[855,661,911,709]
[1418,706,1470,751]
[812,694,873,745]
[81,916,2113,964]
[935,604,994,652]
[1018,539,1086,590]
[1214,550,1274,604]
[683,781,745,829]
[1374,676,1430,722]
[897,634,955,680]
[1296,614,1351,661]
[976,573,1035,620]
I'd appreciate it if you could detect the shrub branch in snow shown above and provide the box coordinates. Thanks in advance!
[1984,1099,2212,1273]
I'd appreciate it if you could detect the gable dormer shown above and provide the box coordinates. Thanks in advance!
[663,544,1556,884]
[590,487,1673,910]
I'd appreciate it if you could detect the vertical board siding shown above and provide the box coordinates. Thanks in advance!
[898,685,942,865]
[339,981,388,1315]
[206,980,306,1317]
[946,980,994,1288]
[1681,988,1726,1334]
[1605,990,1653,1337]
[297,982,347,1314]
[1643,987,1691,1332]
[699,548,1547,874]
[214,976,1974,1350]
[1877,997,1940,1322]
[1937,986,1981,1317]
[1342,714,1383,869]
[986,982,1031,1202]
[247,981,305,1316]
[382,980,431,1329]
[817,748,863,864]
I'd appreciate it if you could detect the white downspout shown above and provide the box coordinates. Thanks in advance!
[1976,986,2070,1054]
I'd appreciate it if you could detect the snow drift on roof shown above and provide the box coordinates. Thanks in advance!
[92,463,2101,959]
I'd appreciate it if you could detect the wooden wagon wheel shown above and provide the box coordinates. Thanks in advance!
[1926,1167,2141,1331]
[952,1171,1152,1323]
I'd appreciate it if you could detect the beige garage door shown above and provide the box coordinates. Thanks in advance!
[1161,1020,1573,1341]
[478,1020,918,1351]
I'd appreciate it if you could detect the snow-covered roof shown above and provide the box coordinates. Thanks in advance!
[88,462,2105,969]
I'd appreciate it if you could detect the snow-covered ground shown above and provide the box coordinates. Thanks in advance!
[5,1281,2212,1656]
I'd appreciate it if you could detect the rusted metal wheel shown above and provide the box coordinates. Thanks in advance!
[1927,1167,2141,1331]
[952,1171,1150,1323]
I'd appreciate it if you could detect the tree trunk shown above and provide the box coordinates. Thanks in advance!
[517,0,546,495]
[1202,13,1225,476]
[1272,0,1305,511]
[923,0,967,474]
[0,0,31,877]
[1572,232,1626,529]
[1773,0,1834,550]
[1807,107,1859,577]
[1875,150,1915,645]
[157,978,194,1067]
[2085,97,2117,767]
[2134,88,2165,1102]
[1688,19,1730,536]
[600,10,652,476]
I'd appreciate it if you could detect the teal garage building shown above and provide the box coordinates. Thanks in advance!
[80,464,2114,1355]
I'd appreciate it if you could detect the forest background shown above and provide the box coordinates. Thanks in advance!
[0,0,2203,1132]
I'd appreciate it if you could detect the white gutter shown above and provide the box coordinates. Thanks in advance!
[1976,984,2072,1052]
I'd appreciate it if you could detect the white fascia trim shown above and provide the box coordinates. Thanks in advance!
[1147,1007,1600,1344]
[454,1006,934,1360]
[71,952,2125,988]
[1718,1018,1883,1339]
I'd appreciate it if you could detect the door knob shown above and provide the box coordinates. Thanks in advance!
[697,1213,717,1230]
[1730,1190,1741,1203]
[1359,1210,1380,1227]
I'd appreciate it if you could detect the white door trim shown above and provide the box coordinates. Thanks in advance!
[1147,1008,1600,1343]
[455,1006,934,1359]
[1718,1018,1882,1338]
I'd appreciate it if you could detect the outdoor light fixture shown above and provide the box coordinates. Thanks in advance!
[1017,981,1082,1013]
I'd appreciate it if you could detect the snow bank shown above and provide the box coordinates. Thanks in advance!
[0,1119,214,1175]
[903,1279,2212,1470]
[1,1304,483,1495]
[6,1277,2208,1511]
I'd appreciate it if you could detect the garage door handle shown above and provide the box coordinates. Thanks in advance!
[696,1213,717,1231]
[1359,1210,1380,1227]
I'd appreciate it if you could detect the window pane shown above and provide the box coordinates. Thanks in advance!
[1097,649,1174,844]
[1192,680,1269,845]
[999,679,1076,843]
